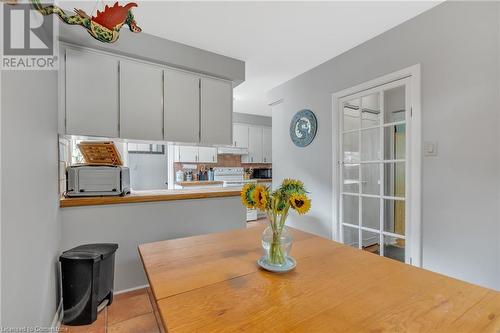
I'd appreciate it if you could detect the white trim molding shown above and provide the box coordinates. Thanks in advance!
[115,284,150,295]
[50,299,63,329]
[331,64,422,267]
[268,98,284,107]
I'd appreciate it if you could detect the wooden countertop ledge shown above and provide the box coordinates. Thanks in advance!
[60,188,241,208]
[176,181,223,186]
[176,179,271,186]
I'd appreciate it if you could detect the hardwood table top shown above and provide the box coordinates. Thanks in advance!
[138,224,500,333]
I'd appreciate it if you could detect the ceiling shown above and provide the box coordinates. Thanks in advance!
[63,1,441,116]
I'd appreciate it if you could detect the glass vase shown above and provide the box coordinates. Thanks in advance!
[261,224,293,267]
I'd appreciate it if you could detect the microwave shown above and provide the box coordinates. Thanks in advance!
[66,165,130,197]
[252,168,272,179]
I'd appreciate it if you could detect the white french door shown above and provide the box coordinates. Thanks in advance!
[338,77,416,264]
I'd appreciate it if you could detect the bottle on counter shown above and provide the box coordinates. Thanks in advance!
[176,170,185,182]
[197,166,204,181]
[208,168,214,181]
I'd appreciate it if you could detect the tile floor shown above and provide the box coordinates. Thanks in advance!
[60,287,165,333]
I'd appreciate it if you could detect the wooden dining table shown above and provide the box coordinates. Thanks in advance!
[138,224,500,332]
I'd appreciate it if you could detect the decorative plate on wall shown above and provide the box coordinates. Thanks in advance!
[290,109,317,147]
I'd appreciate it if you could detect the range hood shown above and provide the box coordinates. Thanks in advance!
[217,147,249,155]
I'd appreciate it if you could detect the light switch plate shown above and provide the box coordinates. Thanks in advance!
[424,141,438,156]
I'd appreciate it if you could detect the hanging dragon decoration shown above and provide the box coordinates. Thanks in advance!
[30,0,141,43]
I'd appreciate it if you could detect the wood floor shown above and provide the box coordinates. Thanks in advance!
[60,287,165,333]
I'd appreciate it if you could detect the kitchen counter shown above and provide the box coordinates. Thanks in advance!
[175,180,223,187]
[60,188,241,208]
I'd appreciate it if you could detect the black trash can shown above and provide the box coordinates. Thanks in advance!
[59,243,118,325]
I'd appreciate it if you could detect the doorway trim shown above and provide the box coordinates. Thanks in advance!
[331,64,422,267]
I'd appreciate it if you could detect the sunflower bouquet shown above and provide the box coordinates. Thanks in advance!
[241,179,311,266]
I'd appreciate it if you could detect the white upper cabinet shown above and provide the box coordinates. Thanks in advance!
[119,60,163,140]
[262,127,272,163]
[174,146,218,163]
[164,69,200,143]
[200,77,232,145]
[198,147,218,163]
[65,49,119,137]
[247,126,264,163]
[62,48,234,143]
[233,123,249,148]
[175,146,198,163]
[241,125,272,164]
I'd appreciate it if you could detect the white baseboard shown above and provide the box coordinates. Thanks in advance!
[51,298,63,329]
[345,236,379,248]
[115,284,150,295]
[362,235,379,247]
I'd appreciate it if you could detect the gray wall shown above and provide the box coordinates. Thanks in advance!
[233,112,272,127]
[269,1,500,290]
[60,197,246,291]
[1,71,61,326]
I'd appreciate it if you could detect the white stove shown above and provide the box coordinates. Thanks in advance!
[213,167,258,221]
[214,167,244,181]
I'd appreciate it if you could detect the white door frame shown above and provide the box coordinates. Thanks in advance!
[331,64,422,267]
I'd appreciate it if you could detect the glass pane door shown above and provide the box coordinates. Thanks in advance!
[340,79,409,263]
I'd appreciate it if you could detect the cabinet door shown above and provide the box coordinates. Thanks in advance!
[200,77,232,145]
[198,147,218,163]
[233,123,249,148]
[66,49,119,137]
[120,61,163,140]
[262,127,272,163]
[177,146,199,163]
[164,69,200,143]
[248,126,263,163]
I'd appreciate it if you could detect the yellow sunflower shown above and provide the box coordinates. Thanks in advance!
[282,178,304,188]
[241,183,256,208]
[289,193,311,215]
[259,188,270,210]
[251,185,269,210]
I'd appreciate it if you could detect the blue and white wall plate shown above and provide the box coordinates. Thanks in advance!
[289,109,317,147]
